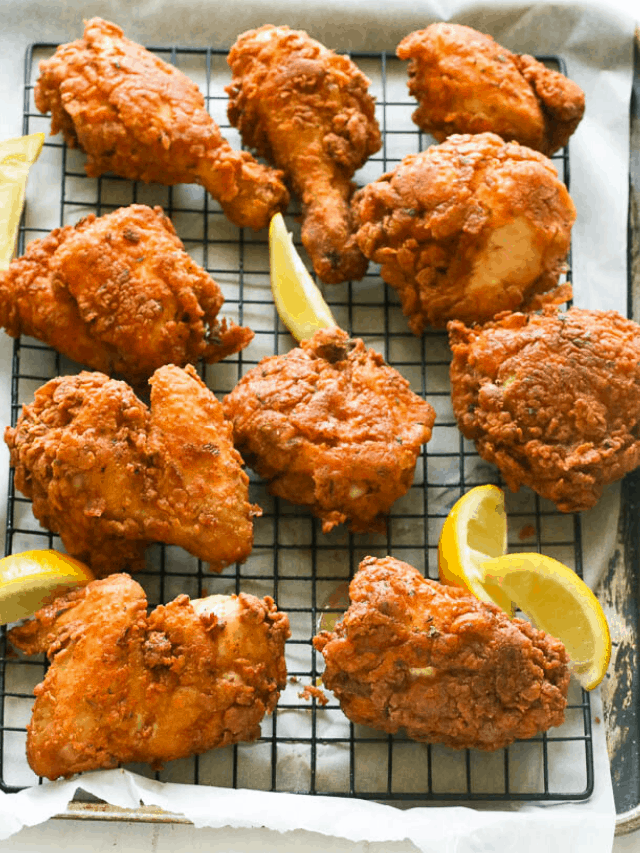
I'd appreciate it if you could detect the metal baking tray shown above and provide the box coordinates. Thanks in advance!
[599,27,640,838]
[0,33,633,832]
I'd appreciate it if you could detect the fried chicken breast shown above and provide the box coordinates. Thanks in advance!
[449,306,640,513]
[351,132,576,333]
[222,327,435,533]
[397,23,585,156]
[35,18,288,230]
[314,556,570,750]
[4,365,260,576]
[8,573,290,780]
[227,25,381,283]
[0,204,253,386]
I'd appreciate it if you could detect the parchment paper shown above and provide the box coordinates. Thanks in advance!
[0,0,635,850]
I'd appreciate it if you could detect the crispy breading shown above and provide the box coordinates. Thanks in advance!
[449,306,640,512]
[314,556,570,750]
[8,574,290,779]
[35,18,288,230]
[4,365,260,576]
[0,205,253,386]
[223,327,435,533]
[397,23,585,155]
[227,25,381,283]
[352,133,575,333]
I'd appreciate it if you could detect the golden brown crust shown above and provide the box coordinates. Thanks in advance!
[314,556,569,750]
[35,18,288,230]
[4,365,260,576]
[8,574,290,779]
[0,204,253,386]
[227,25,381,282]
[223,327,435,533]
[396,23,585,155]
[448,306,640,512]
[352,133,576,332]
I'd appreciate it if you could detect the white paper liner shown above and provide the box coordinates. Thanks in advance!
[0,685,614,852]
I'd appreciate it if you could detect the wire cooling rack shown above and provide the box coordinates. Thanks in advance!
[0,41,593,804]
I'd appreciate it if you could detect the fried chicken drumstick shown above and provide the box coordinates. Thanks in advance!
[4,365,260,577]
[314,556,570,750]
[449,306,640,513]
[223,327,435,533]
[397,23,585,156]
[8,573,290,780]
[0,204,253,386]
[227,25,382,283]
[352,132,576,333]
[35,18,289,231]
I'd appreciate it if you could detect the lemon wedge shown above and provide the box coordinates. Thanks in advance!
[0,549,94,625]
[438,485,514,615]
[269,212,337,341]
[476,552,611,690]
[0,132,45,271]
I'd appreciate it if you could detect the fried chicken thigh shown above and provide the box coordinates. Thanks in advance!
[223,327,435,533]
[314,556,569,750]
[35,18,288,230]
[449,307,640,513]
[0,204,253,386]
[8,573,290,779]
[226,25,382,283]
[4,365,260,576]
[352,133,575,333]
[397,23,585,156]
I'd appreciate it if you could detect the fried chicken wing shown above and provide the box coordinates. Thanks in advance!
[313,556,570,750]
[352,132,576,333]
[449,306,640,513]
[35,18,288,231]
[0,204,253,386]
[4,365,260,576]
[397,23,585,156]
[8,573,290,779]
[226,25,382,283]
[222,327,435,533]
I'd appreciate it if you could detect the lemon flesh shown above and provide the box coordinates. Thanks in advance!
[269,212,337,341]
[0,133,45,271]
[438,484,514,615]
[0,549,95,625]
[478,552,611,690]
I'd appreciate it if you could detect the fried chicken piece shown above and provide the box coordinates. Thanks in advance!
[0,204,253,386]
[314,556,570,750]
[449,306,640,513]
[226,25,382,283]
[397,23,585,156]
[4,365,260,576]
[8,573,290,780]
[35,18,288,231]
[222,327,435,533]
[352,133,576,333]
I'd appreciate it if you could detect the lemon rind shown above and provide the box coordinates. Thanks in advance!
[0,549,94,625]
[269,213,337,342]
[438,485,513,614]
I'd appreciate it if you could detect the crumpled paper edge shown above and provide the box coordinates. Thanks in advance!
[0,692,615,853]
[0,765,613,853]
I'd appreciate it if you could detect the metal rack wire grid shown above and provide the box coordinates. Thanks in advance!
[0,41,593,803]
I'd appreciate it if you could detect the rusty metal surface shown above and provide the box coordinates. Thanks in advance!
[601,25,640,838]
[55,802,192,825]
